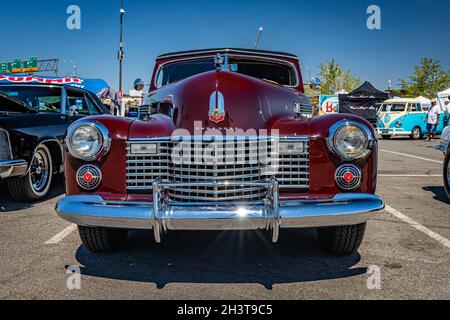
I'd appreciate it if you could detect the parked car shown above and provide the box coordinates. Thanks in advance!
[0,83,109,202]
[435,126,450,200]
[377,98,445,140]
[56,48,385,254]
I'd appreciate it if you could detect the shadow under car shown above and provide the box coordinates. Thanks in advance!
[74,228,367,290]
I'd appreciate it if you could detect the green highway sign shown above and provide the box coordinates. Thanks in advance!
[23,57,38,72]
[0,57,39,74]
[10,59,22,73]
[0,63,7,74]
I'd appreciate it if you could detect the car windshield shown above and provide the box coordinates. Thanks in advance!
[156,57,297,87]
[380,103,407,112]
[0,86,61,113]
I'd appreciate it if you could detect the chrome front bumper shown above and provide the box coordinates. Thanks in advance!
[0,160,28,179]
[376,128,412,136]
[56,179,385,243]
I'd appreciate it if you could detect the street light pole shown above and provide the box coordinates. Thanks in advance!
[64,59,77,78]
[118,0,125,116]
[254,26,264,49]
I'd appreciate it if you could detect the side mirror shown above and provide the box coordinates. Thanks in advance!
[133,78,146,91]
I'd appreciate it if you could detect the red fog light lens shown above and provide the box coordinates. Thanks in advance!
[335,164,362,191]
[76,165,102,190]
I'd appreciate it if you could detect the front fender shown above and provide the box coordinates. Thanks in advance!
[64,115,175,200]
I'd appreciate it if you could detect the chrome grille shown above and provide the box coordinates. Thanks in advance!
[0,129,12,162]
[294,104,313,118]
[126,137,309,202]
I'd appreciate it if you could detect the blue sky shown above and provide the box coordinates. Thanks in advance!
[1,0,449,92]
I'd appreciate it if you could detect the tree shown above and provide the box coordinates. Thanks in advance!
[318,60,360,95]
[401,58,450,98]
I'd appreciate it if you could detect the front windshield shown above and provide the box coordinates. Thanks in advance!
[0,86,61,113]
[156,56,297,87]
[380,103,407,112]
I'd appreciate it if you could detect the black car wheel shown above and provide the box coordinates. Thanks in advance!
[8,144,53,202]
[444,149,450,200]
[411,127,422,140]
[78,226,128,252]
[317,223,367,255]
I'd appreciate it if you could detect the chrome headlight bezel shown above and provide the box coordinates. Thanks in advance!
[327,120,374,161]
[66,121,111,162]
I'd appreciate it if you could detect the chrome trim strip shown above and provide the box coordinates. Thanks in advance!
[127,135,309,142]
[157,48,299,60]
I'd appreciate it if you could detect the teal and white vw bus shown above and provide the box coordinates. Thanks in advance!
[377,98,444,140]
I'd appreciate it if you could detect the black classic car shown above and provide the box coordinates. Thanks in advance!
[0,83,109,202]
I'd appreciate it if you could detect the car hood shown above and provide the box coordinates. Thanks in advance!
[141,70,310,134]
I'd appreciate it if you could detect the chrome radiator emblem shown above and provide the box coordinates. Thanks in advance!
[209,91,225,123]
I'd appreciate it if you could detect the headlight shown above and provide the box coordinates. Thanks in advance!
[328,120,372,160]
[66,121,111,161]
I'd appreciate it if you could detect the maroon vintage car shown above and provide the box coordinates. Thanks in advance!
[56,48,384,254]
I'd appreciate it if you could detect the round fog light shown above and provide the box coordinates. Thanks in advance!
[76,165,102,190]
[335,164,362,191]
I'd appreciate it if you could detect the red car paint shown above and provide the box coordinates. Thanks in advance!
[64,49,378,202]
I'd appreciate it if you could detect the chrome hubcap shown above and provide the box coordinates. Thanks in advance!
[30,149,50,192]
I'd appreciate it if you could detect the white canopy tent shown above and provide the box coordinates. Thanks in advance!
[437,88,450,112]
[416,96,432,110]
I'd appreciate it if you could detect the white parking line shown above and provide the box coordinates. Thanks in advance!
[381,150,442,164]
[45,224,77,245]
[385,205,450,250]
[379,174,441,177]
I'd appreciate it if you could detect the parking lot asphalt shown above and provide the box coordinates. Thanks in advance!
[0,138,449,300]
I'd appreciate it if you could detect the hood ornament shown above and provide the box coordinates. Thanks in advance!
[214,54,225,70]
[209,91,226,124]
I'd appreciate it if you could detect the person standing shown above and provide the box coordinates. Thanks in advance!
[426,99,441,141]
[444,96,450,128]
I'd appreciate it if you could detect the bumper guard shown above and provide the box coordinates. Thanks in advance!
[56,178,385,243]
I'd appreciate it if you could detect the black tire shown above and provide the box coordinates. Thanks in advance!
[317,223,367,255]
[7,144,53,202]
[78,226,128,253]
[381,135,391,140]
[411,127,422,140]
[444,149,450,200]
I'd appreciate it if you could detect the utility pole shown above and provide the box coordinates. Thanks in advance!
[118,0,125,116]
[64,59,77,78]
[254,26,264,49]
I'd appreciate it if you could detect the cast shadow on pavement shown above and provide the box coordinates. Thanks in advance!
[0,174,65,212]
[423,186,450,205]
[75,228,366,290]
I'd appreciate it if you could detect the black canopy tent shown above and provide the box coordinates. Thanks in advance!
[339,81,389,128]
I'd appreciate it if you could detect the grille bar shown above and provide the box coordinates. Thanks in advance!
[126,137,309,202]
[0,129,12,162]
